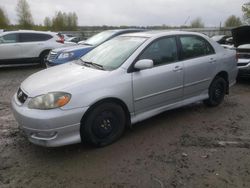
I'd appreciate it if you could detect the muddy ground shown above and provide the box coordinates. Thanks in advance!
[0,66,250,188]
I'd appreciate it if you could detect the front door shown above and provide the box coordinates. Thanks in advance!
[132,37,184,114]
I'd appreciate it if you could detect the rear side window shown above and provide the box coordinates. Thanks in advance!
[0,34,19,44]
[180,36,215,60]
[138,37,178,66]
[20,33,53,42]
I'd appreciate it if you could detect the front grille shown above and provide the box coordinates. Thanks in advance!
[17,88,28,104]
[237,48,250,53]
[238,53,250,59]
[238,63,249,67]
[47,51,58,61]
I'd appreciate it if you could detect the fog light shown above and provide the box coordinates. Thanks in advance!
[31,131,57,140]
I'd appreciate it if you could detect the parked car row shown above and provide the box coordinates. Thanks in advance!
[232,26,250,77]
[11,30,238,147]
[211,26,250,78]
[46,29,144,66]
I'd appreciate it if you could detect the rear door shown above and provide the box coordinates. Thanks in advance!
[178,35,217,99]
[19,33,53,58]
[0,33,22,61]
[132,36,184,114]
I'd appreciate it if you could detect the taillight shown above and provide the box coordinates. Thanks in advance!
[236,53,239,62]
[56,36,64,44]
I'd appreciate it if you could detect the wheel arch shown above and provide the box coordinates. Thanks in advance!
[39,49,51,58]
[213,71,229,94]
[80,97,132,130]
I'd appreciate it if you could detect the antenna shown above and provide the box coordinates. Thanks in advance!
[183,16,190,26]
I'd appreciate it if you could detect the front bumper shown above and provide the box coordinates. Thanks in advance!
[11,93,88,147]
[45,60,57,68]
[237,59,250,77]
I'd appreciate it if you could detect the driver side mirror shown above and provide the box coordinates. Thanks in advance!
[134,59,154,71]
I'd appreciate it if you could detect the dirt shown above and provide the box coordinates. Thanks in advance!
[0,66,250,188]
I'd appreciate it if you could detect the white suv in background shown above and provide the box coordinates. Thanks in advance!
[0,30,73,67]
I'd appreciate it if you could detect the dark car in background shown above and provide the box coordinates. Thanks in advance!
[232,26,250,77]
[46,29,144,67]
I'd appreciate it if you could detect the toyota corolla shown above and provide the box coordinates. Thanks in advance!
[12,31,238,147]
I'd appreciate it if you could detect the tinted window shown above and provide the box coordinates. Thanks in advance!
[0,34,19,44]
[20,33,52,42]
[180,36,215,60]
[139,37,178,66]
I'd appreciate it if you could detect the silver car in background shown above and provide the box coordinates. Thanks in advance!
[12,31,238,147]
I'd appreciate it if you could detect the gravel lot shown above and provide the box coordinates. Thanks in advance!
[0,66,250,188]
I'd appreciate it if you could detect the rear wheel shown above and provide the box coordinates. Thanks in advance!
[40,51,50,67]
[81,102,126,147]
[204,77,227,107]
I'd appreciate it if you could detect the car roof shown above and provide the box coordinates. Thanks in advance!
[121,30,206,38]
[0,30,57,36]
[100,28,145,34]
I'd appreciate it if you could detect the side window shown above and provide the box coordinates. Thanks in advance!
[138,37,178,66]
[0,34,19,44]
[20,33,52,42]
[180,36,215,60]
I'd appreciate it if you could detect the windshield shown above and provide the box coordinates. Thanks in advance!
[84,30,117,46]
[80,36,147,70]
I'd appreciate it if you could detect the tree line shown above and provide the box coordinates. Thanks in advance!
[1,0,250,30]
[0,0,78,31]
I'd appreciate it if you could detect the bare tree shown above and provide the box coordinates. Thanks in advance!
[242,2,250,24]
[190,17,204,28]
[44,17,52,29]
[224,15,242,27]
[16,0,34,29]
[51,11,78,31]
[0,7,9,28]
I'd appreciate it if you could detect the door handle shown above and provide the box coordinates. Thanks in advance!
[173,66,183,72]
[209,58,216,64]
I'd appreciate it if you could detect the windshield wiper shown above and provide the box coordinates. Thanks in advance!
[82,42,93,46]
[80,60,104,70]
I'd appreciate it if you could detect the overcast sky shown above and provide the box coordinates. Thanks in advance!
[0,0,248,26]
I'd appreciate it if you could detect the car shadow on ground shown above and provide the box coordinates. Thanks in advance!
[17,102,206,159]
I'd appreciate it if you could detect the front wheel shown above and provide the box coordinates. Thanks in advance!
[81,102,126,147]
[204,77,227,107]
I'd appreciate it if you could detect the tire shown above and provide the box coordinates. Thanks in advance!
[204,77,227,107]
[81,102,126,147]
[40,51,49,67]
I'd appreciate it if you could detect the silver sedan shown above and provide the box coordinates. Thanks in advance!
[12,31,238,147]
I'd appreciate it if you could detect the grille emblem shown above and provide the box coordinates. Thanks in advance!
[18,90,23,98]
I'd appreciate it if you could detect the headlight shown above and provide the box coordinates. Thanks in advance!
[28,92,71,110]
[57,52,74,59]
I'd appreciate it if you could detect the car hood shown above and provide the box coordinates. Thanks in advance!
[52,44,93,53]
[232,26,250,47]
[21,62,108,97]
